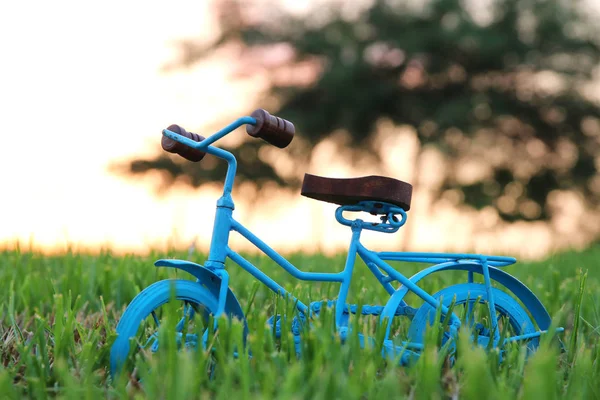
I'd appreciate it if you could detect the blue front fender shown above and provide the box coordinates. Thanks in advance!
[380,261,551,335]
[154,259,247,333]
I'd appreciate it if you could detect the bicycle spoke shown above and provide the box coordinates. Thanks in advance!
[184,302,197,322]
[151,311,160,328]
[151,337,160,352]
[142,332,159,350]
[176,302,193,332]
[465,296,482,330]
[466,300,474,328]
[188,304,196,321]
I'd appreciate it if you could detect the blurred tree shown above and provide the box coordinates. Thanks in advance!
[124,0,600,223]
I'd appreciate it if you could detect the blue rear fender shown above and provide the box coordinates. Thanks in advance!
[380,261,552,333]
[154,259,247,333]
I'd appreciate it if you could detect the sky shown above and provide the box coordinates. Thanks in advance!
[0,1,231,251]
[0,0,361,255]
[1,0,600,259]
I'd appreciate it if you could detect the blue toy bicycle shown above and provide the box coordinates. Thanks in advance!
[110,109,561,376]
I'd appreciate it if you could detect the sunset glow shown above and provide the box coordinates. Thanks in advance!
[1,0,600,260]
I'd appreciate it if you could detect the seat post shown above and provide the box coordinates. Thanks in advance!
[335,222,362,328]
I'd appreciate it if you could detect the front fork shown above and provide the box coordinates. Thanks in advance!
[167,268,231,349]
[195,269,230,347]
[213,269,230,320]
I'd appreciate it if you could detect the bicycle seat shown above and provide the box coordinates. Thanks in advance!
[301,174,412,211]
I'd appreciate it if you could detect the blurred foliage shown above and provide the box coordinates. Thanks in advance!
[125,0,600,222]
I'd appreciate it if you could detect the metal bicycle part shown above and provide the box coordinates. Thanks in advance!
[110,279,245,379]
[408,283,538,354]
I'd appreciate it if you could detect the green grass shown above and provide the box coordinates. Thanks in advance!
[0,244,599,399]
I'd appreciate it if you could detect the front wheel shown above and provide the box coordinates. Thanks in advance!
[110,279,221,378]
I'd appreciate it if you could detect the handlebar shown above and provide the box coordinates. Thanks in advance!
[161,124,207,162]
[246,109,295,148]
[161,109,295,162]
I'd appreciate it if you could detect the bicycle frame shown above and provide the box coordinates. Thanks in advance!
[162,118,517,334]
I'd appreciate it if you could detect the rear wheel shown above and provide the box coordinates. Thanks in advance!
[408,283,538,355]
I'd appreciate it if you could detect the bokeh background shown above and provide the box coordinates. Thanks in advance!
[2,0,600,259]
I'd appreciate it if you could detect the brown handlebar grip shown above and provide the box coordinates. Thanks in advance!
[246,109,295,148]
[161,124,207,162]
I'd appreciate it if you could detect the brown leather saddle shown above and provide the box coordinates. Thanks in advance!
[301,174,413,211]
